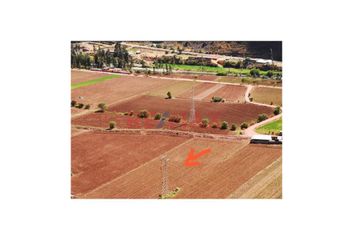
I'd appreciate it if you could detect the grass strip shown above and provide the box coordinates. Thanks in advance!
[256,118,282,134]
[71,75,119,89]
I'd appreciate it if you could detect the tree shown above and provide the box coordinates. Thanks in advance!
[200,118,209,128]
[220,121,228,130]
[97,103,107,112]
[273,106,281,115]
[230,124,237,131]
[84,104,91,110]
[211,122,218,128]
[266,71,274,78]
[109,121,116,129]
[71,100,77,107]
[257,114,268,123]
[240,122,248,129]
[137,110,150,118]
[166,91,172,99]
[250,68,260,78]
[154,113,162,120]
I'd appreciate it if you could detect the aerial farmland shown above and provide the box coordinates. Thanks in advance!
[71,41,283,199]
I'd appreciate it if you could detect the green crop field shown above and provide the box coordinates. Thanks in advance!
[71,75,119,89]
[256,118,282,134]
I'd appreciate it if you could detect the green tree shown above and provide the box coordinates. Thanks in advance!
[221,121,228,130]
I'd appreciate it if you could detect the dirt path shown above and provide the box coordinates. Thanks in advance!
[194,83,223,100]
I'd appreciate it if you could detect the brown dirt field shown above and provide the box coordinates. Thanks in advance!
[71,75,177,108]
[72,112,230,135]
[71,70,112,84]
[177,82,217,99]
[107,95,274,126]
[227,157,282,199]
[203,85,247,103]
[71,132,189,196]
[251,87,282,106]
[83,138,282,199]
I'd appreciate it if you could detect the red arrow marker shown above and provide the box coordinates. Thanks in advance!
[184,148,211,167]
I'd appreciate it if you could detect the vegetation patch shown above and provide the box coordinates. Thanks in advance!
[71,75,119,89]
[256,118,282,134]
[159,187,181,199]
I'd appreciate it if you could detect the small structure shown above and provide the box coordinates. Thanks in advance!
[250,134,282,144]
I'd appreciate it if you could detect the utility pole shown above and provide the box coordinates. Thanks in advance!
[161,155,169,196]
[189,79,196,123]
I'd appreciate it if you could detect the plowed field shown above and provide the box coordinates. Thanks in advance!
[203,85,246,103]
[108,95,274,125]
[71,75,177,107]
[251,87,282,106]
[81,136,282,199]
[71,132,189,196]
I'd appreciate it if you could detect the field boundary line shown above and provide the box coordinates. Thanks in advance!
[81,138,195,197]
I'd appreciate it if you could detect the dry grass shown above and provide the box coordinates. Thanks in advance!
[251,87,282,106]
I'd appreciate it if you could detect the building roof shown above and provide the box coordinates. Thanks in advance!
[251,134,273,141]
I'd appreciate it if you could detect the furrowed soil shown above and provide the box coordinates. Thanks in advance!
[203,85,246,103]
[71,132,189,196]
[72,112,230,135]
[83,138,282,199]
[107,95,274,125]
[177,82,218,99]
[71,75,177,108]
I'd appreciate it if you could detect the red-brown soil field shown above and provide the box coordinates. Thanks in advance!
[107,95,274,125]
[177,82,218,99]
[203,85,246,103]
[81,136,282,199]
[72,112,231,135]
[71,132,189,196]
[71,70,113,84]
[71,75,177,108]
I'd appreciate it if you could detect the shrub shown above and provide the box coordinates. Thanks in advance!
[76,103,84,109]
[216,72,227,76]
[266,71,274,78]
[71,100,77,107]
[270,101,273,105]
[124,112,129,115]
[257,114,268,123]
[250,68,260,78]
[211,122,218,128]
[220,121,228,130]
[84,104,91,110]
[109,121,116,129]
[200,118,209,128]
[230,124,237,131]
[129,111,134,116]
[240,122,248,129]
[211,96,223,102]
[97,103,107,112]
[273,106,281,115]
[166,91,172,99]
[137,110,150,118]
[249,97,253,102]
[168,115,182,123]
[154,113,162,120]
